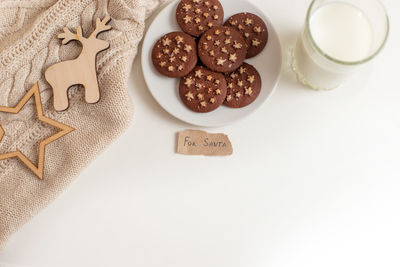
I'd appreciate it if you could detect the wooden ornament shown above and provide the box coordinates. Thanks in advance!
[45,16,112,112]
[0,83,74,179]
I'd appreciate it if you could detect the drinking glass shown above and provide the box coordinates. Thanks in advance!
[291,0,389,90]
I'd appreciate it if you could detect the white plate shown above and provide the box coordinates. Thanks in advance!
[141,0,282,127]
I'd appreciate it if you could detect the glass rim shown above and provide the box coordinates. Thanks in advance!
[305,0,390,66]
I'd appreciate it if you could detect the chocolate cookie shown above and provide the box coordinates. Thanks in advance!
[224,63,261,108]
[224,13,268,58]
[179,66,227,113]
[152,32,198,78]
[176,0,224,37]
[198,26,247,73]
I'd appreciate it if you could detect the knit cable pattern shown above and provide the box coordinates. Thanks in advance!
[0,0,164,250]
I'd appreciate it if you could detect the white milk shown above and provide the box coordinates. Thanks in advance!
[292,2,374,90]
[310,2,373,62]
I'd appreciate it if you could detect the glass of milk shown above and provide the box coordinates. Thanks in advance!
[292,0,389,90]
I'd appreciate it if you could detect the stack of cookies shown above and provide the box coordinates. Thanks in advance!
[152,0,268,113]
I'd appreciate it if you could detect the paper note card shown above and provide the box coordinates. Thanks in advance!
[177,129,233,156]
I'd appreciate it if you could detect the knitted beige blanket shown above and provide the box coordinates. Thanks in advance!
[0,0,163,250]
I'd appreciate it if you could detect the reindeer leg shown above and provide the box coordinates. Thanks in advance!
[53,86,70,111]
[84,78,101,104]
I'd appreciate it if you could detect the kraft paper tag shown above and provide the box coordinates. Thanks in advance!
[177,129,233,156]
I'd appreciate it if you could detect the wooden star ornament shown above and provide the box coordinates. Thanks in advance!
[0,83,74,179]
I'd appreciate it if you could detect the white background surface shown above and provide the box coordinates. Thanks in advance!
[1,0,399,266]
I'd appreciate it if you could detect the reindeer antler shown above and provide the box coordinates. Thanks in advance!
[90,16,111,38]
[58,26,84,45]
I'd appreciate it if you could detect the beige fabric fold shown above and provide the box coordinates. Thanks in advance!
[0,0,163,250]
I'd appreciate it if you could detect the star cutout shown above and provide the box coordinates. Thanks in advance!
[233,41,243,49]
[245,18,253,25]
[254,26,262,33]
[182,4,191,11]
[252,38,261,47]
[229,53,237,62]
[185,78,193,87]
[216,58,226,66]
[195,69,203,78]
[184,44,193,52]
[247,75,255,83]
[162,37,171,46]
[185,92,194,101]
[0,83,74,179]
[245,87,253,95]
[183,15,192,24]
[175,36,184,44]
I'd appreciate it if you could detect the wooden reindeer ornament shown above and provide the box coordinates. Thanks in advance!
[45,16,112,111]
